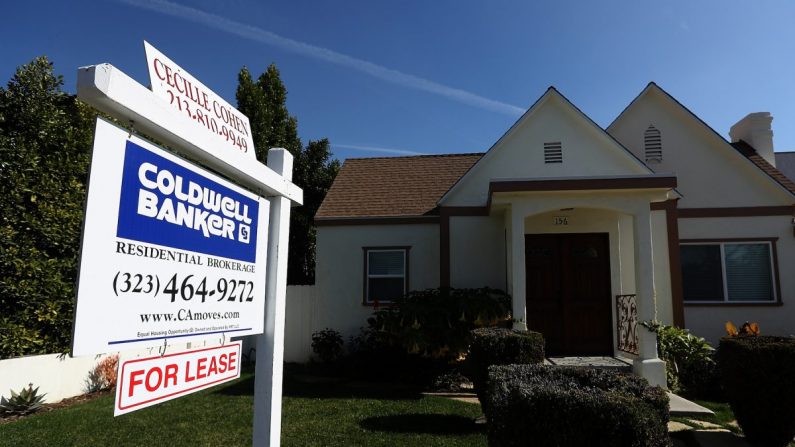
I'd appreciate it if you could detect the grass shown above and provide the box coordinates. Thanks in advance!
[0,371,486,447]
[671,399,741,434]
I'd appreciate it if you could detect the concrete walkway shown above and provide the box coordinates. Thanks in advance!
[668,392,714,416]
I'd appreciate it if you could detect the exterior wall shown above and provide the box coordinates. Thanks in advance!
[608,88,794,208]
[680,215,795,343]
[0,353,115,403]
[315,224,440,340]
[444,93,649,206]
[449,213,507,290]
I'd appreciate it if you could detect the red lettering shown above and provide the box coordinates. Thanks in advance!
[164,65,175,89]
[129,369,145,397]
[185,360,196,382]
[228,351,238,372]
[153,58,167,81]
[196,357,207,379]
[164,364,178,388]
[172,71,185,94]
[218,353,228,373]
[208,356,218,376]
[145,367,163,392]
[201,92,210,111]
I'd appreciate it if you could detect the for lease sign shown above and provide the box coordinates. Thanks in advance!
[115,342,241,416]
[71,118,269,356]
[144,41,255,158]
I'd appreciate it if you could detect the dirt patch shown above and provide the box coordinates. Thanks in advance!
[0,389,113,425]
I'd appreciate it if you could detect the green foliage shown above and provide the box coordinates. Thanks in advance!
[484,365,670,447]
[467,327,545,404]
[642,321,720,399]
[0,56,96,358]
[311,328,343,363]
[0,383,47,415]
[236,65,339,285]
[717,335,795,447]
[366,288,513,360]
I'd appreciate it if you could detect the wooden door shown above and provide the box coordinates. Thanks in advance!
[525,233,613,356]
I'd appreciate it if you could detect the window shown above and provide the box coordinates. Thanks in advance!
[681,241,777,303]
[364,248,408,304]
[644,125,662,162]
[544,142,563,163]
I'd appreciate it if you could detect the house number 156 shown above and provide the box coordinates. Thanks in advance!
[553,216,569,226]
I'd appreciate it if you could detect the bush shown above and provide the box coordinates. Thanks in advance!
[311,329,343,363]
[468,327,544,403]
[85,355,119,393]
[367,287,512,361]
[717,335,795,447]
[484,365,670,447]
[643,322,720,399]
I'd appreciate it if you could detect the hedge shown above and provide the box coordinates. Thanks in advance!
[484,364,671,447]
[467,328,544,404]
[717,336,795,447]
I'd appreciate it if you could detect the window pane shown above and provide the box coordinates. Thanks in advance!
[368,251,405,276]
[725,244,774,302]
[681,245,724,301]
[368,277,405,303]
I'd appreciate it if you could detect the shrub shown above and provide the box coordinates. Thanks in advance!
[468,327,544,403]
[643,322,720,399]
[0,383,47,416]
[85,355,119,393]
[311,328,343,363]
[717,335,795,447]
[484,365,670,447]
[366,287,512,361]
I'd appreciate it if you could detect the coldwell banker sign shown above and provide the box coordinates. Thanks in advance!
[71,118,269,356]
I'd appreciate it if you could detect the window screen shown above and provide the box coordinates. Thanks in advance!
[681,242,775,303]
[365,249,407,303]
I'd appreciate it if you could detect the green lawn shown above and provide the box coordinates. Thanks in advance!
[0,372,486,447]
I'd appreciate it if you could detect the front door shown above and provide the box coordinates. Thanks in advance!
[524,233,613,356]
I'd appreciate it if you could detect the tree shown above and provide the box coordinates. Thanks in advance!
[0,57,96,357]
[236,64,339,284]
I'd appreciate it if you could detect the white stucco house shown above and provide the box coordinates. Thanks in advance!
[309,83,795,386]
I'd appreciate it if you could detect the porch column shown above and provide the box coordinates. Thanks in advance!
[510,207,527,330]
[632,208,667,388]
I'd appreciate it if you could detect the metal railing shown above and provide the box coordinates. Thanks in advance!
[616,294,639,355]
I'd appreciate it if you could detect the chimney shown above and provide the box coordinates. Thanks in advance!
[729,112,775,166]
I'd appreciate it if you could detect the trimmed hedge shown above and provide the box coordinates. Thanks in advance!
[484,365,671,447]
[717,336,795,447]
[468,328,544,403]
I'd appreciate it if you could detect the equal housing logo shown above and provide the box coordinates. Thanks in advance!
[116,141,259,263]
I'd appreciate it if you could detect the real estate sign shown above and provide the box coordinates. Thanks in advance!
[114,341,242,416]
[144,41,256,158]
[71,118,269,356]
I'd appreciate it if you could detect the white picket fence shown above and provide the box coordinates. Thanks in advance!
[0,286,323,404]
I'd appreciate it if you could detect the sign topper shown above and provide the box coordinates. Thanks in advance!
[71,118,269,356]
[144,41,256,158]
[115,341,242,416]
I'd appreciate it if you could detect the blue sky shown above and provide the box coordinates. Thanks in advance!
[3,0,795,160]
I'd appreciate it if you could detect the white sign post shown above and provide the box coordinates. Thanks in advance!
[75,42,301,446]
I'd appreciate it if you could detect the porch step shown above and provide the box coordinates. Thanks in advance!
[546,356,633,372]
[667,392,715,417]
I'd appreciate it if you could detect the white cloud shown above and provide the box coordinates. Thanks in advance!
[118,0,525,116]
[332,144,427,156]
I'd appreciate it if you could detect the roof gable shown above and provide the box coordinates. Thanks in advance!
[608,83,795,206]
[315,153,481,220]
[440,88,653,206]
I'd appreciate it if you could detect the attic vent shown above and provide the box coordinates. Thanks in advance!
[644,125,662,162]
[544,142,563,163]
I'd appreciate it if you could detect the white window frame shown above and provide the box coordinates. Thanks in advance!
[363,247,409,305]
[680,240,778,304]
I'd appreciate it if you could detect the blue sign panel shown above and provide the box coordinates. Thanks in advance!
[117,141,258,263]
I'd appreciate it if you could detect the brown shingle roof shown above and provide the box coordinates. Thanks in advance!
[315,153,483,219]
[731,141,795,196]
